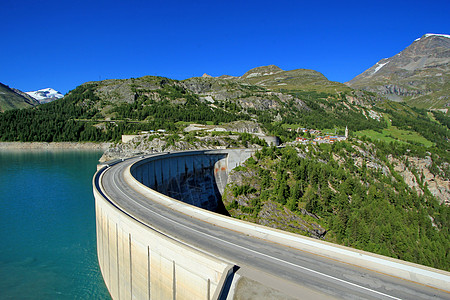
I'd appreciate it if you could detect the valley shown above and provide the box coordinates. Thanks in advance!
[0,34,449,273]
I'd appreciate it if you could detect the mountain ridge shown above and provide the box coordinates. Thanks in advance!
[347,34,450,108]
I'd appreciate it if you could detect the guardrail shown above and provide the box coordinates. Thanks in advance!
[124,151,450,293]
[93,156,236,300]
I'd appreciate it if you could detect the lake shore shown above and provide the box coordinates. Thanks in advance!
[0,142,111,151]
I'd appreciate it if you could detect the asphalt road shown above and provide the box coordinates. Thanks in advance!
[96,155,450,300]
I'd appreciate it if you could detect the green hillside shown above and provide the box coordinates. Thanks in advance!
[0,65,449,271]
[223,143,450,271]
[0,70,385,143]
[0,83,37,112]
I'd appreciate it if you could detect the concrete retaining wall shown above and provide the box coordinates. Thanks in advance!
[95,149,450,299]
[130,152,228,211]
[124,151,450,293]
[94,167,233,300]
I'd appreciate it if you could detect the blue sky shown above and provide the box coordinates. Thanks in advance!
[1,0,449,94]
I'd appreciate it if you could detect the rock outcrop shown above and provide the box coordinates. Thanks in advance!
[388,154,450,205]
[223,164,327,239]
[99,132,264,162]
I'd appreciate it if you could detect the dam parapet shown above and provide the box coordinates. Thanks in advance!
[94,149,450,299]
[130,149,253,212]
[94,149,255,299]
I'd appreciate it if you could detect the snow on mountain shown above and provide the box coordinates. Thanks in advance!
[372,60,389,74]
[26,88,64,104]
[347,33,450,108]
[414,33,450,41]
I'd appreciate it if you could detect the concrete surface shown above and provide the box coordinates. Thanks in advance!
[95,164,233,300]
[94,150,450,300]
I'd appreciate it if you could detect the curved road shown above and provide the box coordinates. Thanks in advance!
[97,155,450,300]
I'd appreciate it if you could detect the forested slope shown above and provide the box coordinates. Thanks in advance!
[223,143,450,271]
[1,67,449,271]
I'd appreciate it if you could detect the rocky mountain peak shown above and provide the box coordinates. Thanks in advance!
[403,33,450,62]
[347,33,450,108]
[415,33,450,42]
[26,88,64,104]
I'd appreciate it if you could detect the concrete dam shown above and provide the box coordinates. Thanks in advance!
[130,151,232,213]
[93,149,450,300]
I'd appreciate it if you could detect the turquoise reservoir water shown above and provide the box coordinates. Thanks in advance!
[0,150,111,299]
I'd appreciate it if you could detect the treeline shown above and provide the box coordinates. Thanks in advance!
[383,105,449,150]
[228,144,449,271]
[0,83,249,142]
[252,90,385,142]
[0,84,165,142]
[432,110,450,130]
[113,88,248,125]
[0,84,109,142]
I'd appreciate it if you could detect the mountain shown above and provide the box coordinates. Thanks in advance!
[0,83,39,112]
[238,65,350,93]
[347,34,450,109]
[26,88,64,104]
[0,65,448,272]
[192,65,352,93]
[0,64,446,152]
[0,66,386,144]
[182,65,371,114]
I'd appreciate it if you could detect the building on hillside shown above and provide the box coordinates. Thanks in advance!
[294,127,348,145]
[295,137,309,144]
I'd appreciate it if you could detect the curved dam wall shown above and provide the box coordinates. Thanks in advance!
[95,149,450,299]
[94,149,253,300]
[95,189,231,300]
[130,152,228,212]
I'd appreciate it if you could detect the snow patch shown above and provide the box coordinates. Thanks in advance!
[246,71,276,78]
[246,73,261,78]
[415,33,450,41]
[26,88,63,103]
[373,61,389,74]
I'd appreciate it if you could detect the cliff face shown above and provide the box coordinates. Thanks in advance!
[388,155,450,205]
[222,140,449,245]
[222,165,327,239]
[347,34,450,108]
[99,129,267,162]
[335,142,450,205]
[182,75,310,111]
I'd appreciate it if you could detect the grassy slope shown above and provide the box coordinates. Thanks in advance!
[0,83,35,112]
[356,113,434,147]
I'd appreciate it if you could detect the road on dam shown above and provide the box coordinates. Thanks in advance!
[97,154,450,300]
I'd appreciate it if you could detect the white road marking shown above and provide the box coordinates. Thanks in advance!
[104,163,402,300]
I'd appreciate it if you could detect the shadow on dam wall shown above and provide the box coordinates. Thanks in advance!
[130,152,231,215]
